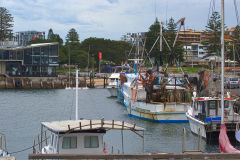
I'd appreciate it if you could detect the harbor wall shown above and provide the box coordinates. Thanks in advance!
[0,76,108,89]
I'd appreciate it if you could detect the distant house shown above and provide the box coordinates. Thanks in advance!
[0,42,58,77]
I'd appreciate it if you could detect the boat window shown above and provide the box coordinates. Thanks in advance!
[84,136,99,148]
[62,137,77,149]
[51,134,54,146]
[224,101,230,108]
[209,101,216,109]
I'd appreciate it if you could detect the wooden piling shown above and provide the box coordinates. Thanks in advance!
[182,128,186,153]
[37,135,40,153]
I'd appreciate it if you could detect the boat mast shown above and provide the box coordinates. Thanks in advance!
[68,46,70,87]
[221,0,225,124]
[76,68,79,120]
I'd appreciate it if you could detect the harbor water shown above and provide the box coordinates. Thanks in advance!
[0,89,238,159]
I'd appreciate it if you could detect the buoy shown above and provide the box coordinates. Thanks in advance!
[103,142,107,154]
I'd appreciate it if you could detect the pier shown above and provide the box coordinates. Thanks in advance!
[28,153,240,159]
[0,72,111,89]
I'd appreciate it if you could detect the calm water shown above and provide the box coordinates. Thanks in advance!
[0,89,227,159]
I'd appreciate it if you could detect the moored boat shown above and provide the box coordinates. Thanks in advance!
[107,73,120,97]
[121,69,192,123]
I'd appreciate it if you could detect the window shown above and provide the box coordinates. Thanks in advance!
[62,137,77,149]
[209,101,216,109]
[84,136,99,148]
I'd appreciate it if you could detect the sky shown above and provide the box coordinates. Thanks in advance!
[0,0,239,42]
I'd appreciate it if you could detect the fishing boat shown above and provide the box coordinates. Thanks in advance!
[121,69,192,123]
[36,69,144,155]
[187,0,240,144]
[107,73,120,97]
[186,93,240,141]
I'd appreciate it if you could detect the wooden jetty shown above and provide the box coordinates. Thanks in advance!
[0,72,110,89]
[29,153,240,160]
[0,157,15,160]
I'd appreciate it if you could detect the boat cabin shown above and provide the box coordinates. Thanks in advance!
[191,97,238,123]
[40,119,144,154]
[108,73,120,87]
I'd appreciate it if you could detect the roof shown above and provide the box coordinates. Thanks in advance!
[109,73,120,79]
[42,119,144,133]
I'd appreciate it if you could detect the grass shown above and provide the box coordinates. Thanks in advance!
[167,67,209,73]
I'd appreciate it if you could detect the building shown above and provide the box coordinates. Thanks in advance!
[183,43,208,66]
[121,32,146,44]
[15,31,45,46]
[178,29,203,44]
[0,42,58,77]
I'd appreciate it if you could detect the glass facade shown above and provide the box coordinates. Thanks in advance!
[0,43,59,77]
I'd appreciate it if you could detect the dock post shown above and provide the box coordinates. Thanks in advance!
[198,128,202,151]
[13,78,15,88]
[0,134,2,149]
[103,75,106,88]
[121,129,124,154]
[33,140,36,154]
[182,128,186,153]
[5,78,7,89]
[38,135,40,152]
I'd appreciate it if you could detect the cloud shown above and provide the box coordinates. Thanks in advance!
[0,0,238,41]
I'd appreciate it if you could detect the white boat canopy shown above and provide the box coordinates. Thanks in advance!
[41,119,144,134]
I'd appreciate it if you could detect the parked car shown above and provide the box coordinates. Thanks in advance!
[224,77,239,89]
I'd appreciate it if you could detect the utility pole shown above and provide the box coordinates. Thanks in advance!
[87,45,90,73]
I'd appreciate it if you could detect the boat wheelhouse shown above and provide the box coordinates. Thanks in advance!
[186,94,240,142]
[40,119,144,154]
[107,73,120,97]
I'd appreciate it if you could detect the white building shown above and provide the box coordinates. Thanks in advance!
[121,32,146,44]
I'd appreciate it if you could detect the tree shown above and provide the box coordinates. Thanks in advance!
[70,50,94,68]
[145,18,161,64]
[66,28,79,42]
[204,11,222,56]
[145,18,184,66]
[165,17,184,66]
[230,25,240,62]
[0,7,14,41]
[47,28,54,40]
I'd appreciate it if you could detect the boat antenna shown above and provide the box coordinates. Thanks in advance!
[76,68,79,120]
[220,0,224,124]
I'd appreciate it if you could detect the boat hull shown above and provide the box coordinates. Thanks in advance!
[117,88,124,103]
[186,112,237,142]
[186,112,207,138]
[124,101,189,123]
[107,87,117,97]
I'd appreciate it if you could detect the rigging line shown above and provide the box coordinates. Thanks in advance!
[207,0,213,25]
[9,134,50,155]
[127,39,135,59]
[154,0,157,19]
[234,0,240,25]
[212,0,216,13]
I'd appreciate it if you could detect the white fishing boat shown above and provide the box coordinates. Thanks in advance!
[107,73,120,97]
[186,93,240,141]
[121,70,192,123]
[187,0,240,143]
[37,69,144,155]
